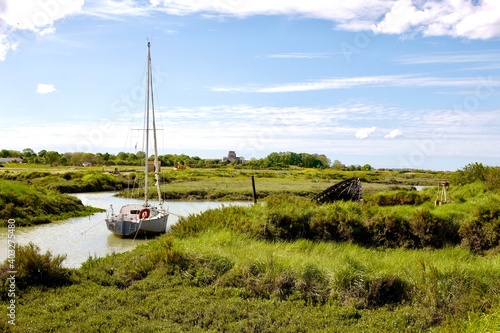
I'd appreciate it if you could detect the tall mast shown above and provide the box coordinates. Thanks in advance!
[150,44,163,204]
[144,41,151,206]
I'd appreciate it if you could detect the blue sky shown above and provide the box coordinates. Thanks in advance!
[1,0,500,170]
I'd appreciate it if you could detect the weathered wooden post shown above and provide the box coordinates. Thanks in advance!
[251,175,257,204]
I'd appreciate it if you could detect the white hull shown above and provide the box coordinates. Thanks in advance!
[106,203,168,237]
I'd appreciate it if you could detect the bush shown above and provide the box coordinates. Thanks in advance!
[459,198,500,253]
[263,195,315,241]
[410,208,460,248]
[365,209,414,248]
[309,202,366,243]
[0,243,72,299]
[367,190,429,206]
[365,275,409,308]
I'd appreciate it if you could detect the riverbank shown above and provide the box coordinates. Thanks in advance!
[0,180,103,226]
[0,192,252,268]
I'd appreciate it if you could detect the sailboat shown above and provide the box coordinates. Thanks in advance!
[105,41,169,237]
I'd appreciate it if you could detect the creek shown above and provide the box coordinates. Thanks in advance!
[0,192,251,268]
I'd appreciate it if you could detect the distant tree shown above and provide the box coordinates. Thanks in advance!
[332,160,344,169]
[38,150,47,158]
[136,151,146,160]
[44,151,61,165]
[315,154,331,167]
[362,164,372,171]
[485,167,500,191]
[116,152,129,163]
[22,148,36,157]
[453,162,487,185]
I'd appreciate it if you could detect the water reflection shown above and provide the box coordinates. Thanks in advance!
[0,192,251,268]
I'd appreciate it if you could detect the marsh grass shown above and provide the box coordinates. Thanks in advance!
[1,167,499,331]
[0,180,102,226]
[0,219,496,333]
[169,193,483,251]
[0,243,72,300]
[3,230,497,332]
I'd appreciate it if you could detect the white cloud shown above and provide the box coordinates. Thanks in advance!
[355,127,377,139]
[211,75,500,93]
[0,35,12,62]
[0,0,83,32]
[397,51,500,65]
[385,129,403,139]
[3,105,500,167]
[2,0,500,61]
[36,83,56,94]
[147,0,392,22]
[0,0,83,60]
[150,0,500,39]
[372,0,500,40]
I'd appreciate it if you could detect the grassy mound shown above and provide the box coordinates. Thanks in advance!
[0,180,102,226]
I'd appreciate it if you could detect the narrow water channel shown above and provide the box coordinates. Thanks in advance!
[0,192,251,268]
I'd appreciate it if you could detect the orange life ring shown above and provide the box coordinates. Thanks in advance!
[139,208,150,219]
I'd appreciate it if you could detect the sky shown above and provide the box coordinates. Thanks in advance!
[1,0,500,171]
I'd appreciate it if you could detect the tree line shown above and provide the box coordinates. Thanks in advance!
[0,148,370,170]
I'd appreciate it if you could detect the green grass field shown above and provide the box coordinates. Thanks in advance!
[0,165,499,332]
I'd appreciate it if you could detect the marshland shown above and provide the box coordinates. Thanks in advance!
[0,160,499,332]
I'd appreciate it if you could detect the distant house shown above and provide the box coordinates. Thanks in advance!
[147,161,160,172]
[222,151,243,164]
[0,157,23,164]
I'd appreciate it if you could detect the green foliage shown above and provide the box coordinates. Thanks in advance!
[2,233,499,332]
[453,162,488,185]
[264,194,316,240]
[453,162,500,192]
[309,201,366,243]
[365,207,414,248]
[459,196,500,253]
[169,192,495,252]
[0,180,102,226]
[0,243,72,299]
[366,189,430,206]
[1,163,500,331]
[410,208,460,248]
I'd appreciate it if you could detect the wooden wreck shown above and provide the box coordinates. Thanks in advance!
[312,177,362,204]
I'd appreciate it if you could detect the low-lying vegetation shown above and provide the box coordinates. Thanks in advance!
[0,180,102,226]
[1,230,499,332]
[170,184,499,254]
[1,163,499,331]
[0,170,129,193]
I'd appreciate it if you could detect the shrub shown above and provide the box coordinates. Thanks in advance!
[410,260,490,325]
[309,202,365,243]
[263,195,315,241]
[365,209,414,248]
[459,198,500,253]
[295,263,330,304]
[410,208,460,248]
[365,275,409,308]
[452,162,487,185]
[0,243,72,299]
[367,190,429,206]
